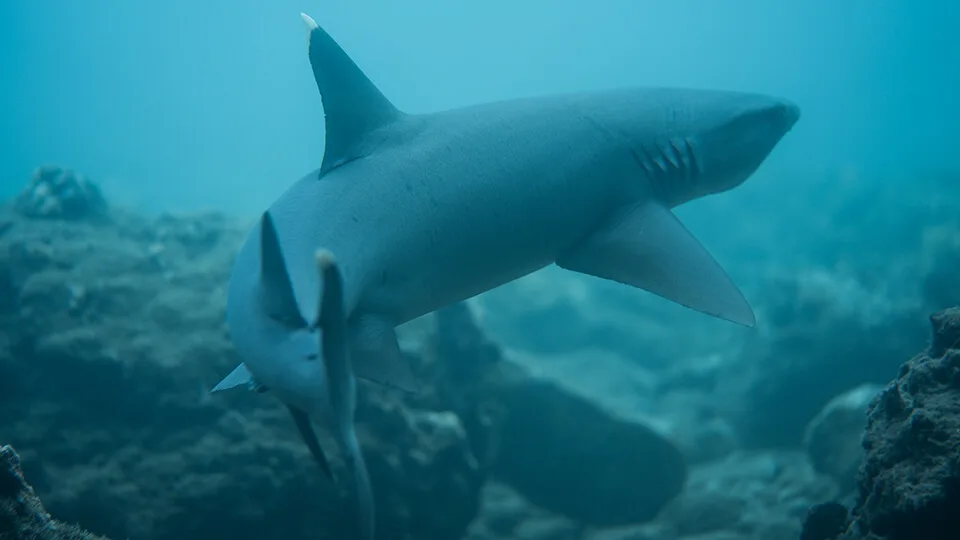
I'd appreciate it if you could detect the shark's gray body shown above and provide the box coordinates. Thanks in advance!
[214,11,800,540]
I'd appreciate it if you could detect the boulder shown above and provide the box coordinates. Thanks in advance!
[1,444,109,540]
[14,166,107,221]
[581,451,840,540]
[464,482,583,540]
[820,307,960,540]
[656,451,838,540]
[422,302,688,526]
[727,268,928,449]
[803,383,884,491]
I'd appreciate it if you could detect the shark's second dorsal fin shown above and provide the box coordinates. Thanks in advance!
[301,13,403,174]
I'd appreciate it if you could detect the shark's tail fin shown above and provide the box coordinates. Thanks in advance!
[345,433,375,540]
[314,249,375,540]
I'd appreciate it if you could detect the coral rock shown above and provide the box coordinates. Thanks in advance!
[1,444,110,540]
[804,306,960,540]
[14,166,108,221]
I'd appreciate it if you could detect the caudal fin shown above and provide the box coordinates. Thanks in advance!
[313,249,375,540]
[347,437,375,540]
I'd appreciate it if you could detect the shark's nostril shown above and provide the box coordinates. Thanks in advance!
[780,101,801,127]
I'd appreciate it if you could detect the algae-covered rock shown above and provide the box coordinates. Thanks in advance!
[803,383,884,491]
[0,193,482,540]
[14,166,107,221]
[656,451,838,540]
[425,303,688,527]
[799,307,960,540]
[837,307,960,540]
[492,375,686,525]
[1,444,110,540]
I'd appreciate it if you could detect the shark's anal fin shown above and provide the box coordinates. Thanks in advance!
[349,315,422,394]
[259,211,308,328]
[210,363,268,393]
[300,12,403,174]
[287,404,335,481]
[314,249,376,540]
[556,201,756,327]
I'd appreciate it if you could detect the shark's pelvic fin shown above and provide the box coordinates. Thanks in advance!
[314,249,376,540]
[349,314,422,393]
[286,404,335,481]
[556,201,756,327]
[259,211,308,328]
[300,12,403,175]
[211,363,256,393]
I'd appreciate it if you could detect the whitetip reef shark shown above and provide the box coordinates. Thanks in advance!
[211,10,800,540]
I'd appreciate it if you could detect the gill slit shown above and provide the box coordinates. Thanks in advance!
[578,112,702,205]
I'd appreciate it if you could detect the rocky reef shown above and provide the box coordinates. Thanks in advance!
[13,165,107,222]
[2,166,959,540]
[1,444,109,540]
[422,303,688,526]
[2,168,484,539]
[802,307,960,540]
[0,168,687,539]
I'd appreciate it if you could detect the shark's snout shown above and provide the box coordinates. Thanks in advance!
[682,92,801,198]
[777,100,801,131]
[759,98,800,137]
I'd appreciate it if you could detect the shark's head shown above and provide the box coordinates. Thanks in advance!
[691,91,800,195]
[610,88,800,206]
[224,211,328,414]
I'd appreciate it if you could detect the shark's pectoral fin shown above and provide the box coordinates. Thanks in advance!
[300,12,403,175]
[349,315,421,394]
[556,201,756,327]
[211,363,268,393]
[287,404,335,481]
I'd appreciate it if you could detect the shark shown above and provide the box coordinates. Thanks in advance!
[211,10,800,540]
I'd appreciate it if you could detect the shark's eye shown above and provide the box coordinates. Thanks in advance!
[306,353,319,361]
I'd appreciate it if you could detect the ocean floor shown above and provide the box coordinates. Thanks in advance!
[2,166,959,540]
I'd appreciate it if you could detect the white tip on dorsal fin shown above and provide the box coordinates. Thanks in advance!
[300,13,318,48]
[300,12,318,31]
[299,12,403,175]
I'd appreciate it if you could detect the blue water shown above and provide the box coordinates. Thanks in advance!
[2,4,958,539]
[1,0,957,216]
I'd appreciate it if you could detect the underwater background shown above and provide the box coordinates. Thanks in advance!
[1,1,959,540]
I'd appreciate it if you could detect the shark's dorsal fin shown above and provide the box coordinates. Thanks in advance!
[259,211,308,328]
[300,13,403,174]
